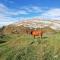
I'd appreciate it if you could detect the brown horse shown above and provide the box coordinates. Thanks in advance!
[31,30,45,38]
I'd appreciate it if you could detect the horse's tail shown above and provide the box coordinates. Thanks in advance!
[31,31,33,34]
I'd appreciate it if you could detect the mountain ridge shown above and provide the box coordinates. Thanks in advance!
[0,18,60,35]
[13,18,60,30]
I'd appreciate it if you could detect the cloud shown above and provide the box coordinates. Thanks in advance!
[0,22,14,27]
[0,4,43,26]
[31,6,42,13]
[10,10,28,15]
[0,3,8,13]
[0,3,60,27]
[0,3,30,26]
[40,8,60,20]
[21,6,42,13]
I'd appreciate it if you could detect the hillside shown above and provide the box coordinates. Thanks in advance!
[0,31,60,60]
[1,19,60,35]
[0,19,60,60]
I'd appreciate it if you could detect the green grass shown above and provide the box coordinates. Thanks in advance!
[0,33,60,60]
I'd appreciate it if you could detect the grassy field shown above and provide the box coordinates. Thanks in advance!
[0,32,60,60]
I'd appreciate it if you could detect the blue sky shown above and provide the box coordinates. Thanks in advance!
[0,0,60,26]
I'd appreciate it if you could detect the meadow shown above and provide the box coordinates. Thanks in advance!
[0,32,60,60]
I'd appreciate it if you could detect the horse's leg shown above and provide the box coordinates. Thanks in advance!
[41,34,43,39]
[34,35,35,39]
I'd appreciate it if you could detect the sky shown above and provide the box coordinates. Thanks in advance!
[0,0,60,26]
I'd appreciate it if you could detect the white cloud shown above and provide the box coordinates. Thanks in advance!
[0,3,29,16]
[40,8,60,20]
[10,10,28,15]
[0,4,43,25]
[0,3,29,26]
[31,6,42,13]
[0,22,14,27]
[0,3,60,27]
[0,3,8,13]
[22,6,42,13]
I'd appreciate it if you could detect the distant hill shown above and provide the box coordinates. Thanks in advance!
[0,18,60,35]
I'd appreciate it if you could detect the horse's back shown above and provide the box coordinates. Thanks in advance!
[31,30,42,36]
